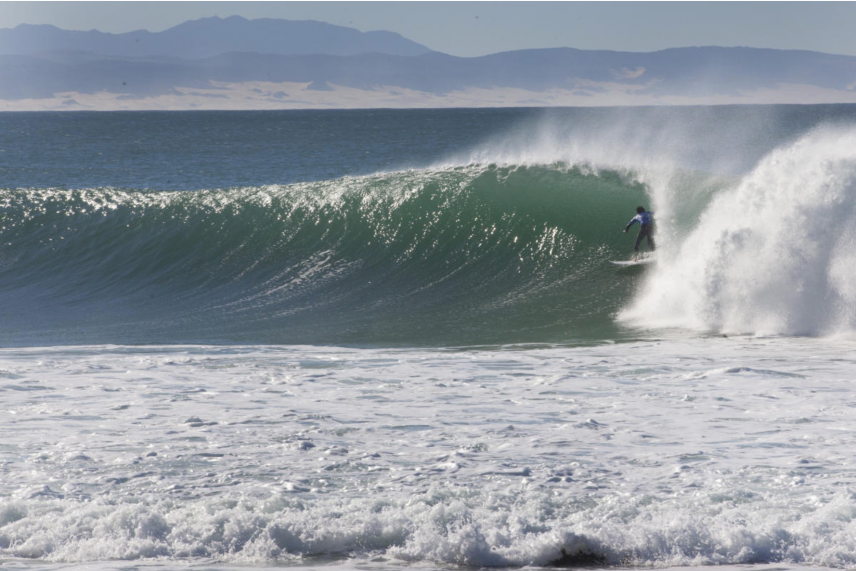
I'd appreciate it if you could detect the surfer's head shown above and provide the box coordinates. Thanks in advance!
[636,206,645,214]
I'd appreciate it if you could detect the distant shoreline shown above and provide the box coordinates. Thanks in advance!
[5,85,856,112]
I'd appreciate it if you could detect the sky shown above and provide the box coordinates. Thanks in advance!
[1,1,856,58]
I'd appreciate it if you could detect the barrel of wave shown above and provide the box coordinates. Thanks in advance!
[621,126,856,337]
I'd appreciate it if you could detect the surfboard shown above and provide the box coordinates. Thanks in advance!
[610,257,655,267]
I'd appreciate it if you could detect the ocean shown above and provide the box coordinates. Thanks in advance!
[2,105,856,571]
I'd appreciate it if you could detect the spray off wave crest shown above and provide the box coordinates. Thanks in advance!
[623,126,856,336]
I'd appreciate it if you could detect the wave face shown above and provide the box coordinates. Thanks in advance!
[0,165,652,346]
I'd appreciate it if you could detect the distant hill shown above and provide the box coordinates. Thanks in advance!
[4,46,856,98]
[2,18,856,110]
[0,16,434,58]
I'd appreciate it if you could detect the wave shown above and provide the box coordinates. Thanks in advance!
[5,120,856,346]
[3,488,856,566]
[0,164,656,346]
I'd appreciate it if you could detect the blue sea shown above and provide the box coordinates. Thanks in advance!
[2,106,856,571]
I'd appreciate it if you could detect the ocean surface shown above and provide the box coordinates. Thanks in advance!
[3,105,856,571]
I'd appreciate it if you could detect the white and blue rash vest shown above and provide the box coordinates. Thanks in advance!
[625,211,654,231]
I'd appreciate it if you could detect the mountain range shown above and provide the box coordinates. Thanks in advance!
[2,16,856,110]
[0,16,432,58]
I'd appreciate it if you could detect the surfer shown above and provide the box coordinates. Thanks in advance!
[623,206,655,261]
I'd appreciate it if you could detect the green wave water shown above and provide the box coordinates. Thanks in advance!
[0,164,667,346]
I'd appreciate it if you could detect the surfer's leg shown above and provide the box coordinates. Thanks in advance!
[640,224,654,251]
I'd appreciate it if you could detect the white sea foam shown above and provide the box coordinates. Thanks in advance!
[1,338,856,568]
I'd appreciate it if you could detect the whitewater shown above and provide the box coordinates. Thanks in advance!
[3,106,856,571]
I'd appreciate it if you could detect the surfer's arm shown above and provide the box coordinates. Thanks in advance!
[624,218,638,232]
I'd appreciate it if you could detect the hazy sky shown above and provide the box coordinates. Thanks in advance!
[2,1,856,57]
